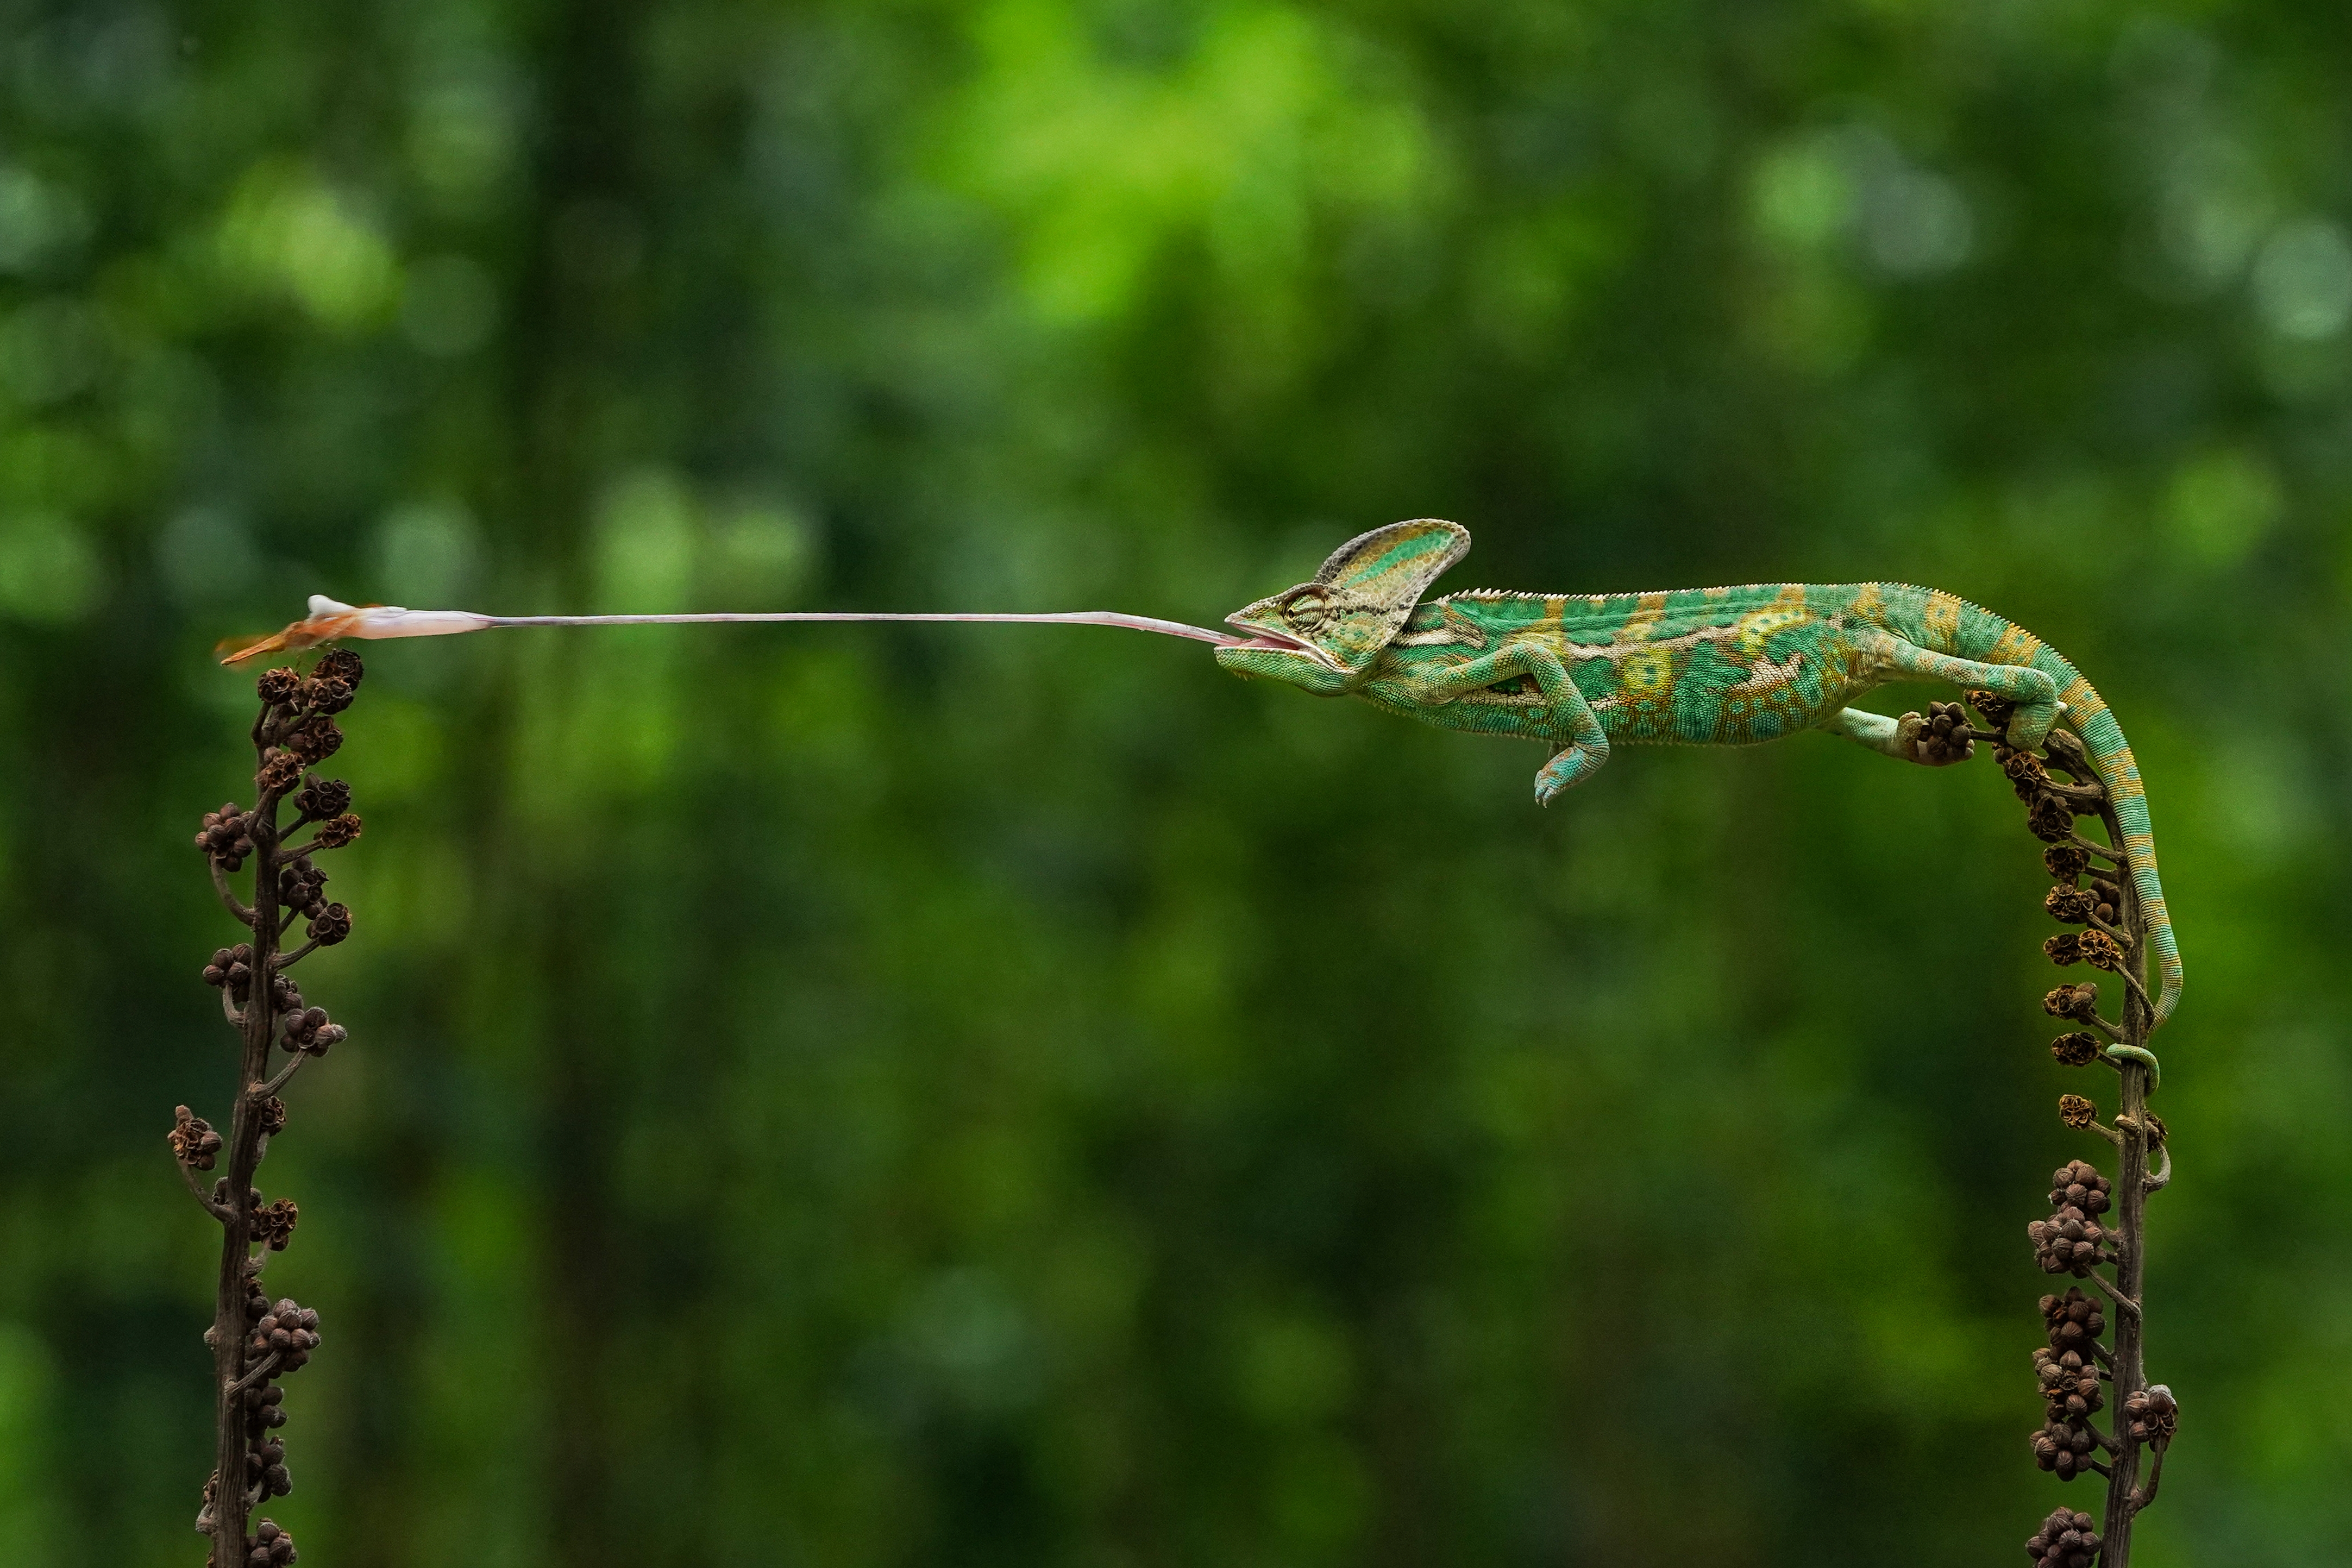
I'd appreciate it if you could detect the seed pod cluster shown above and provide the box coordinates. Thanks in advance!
[291,775,350,821]
[2042,843,2091,880]
[300,669,354,714]
[306,902,352,946]
[2049,1031,2100,1067]
[2044,885,2097,924]
[2023,1507,2102,1566]
[281,713,343,764]
[1915,700,1975,764]
[244,1432,291,1499]
[2026,792,2075,843]
[2029,1410,2100,1481]
[202,944,256,1003]
[2029,1287,2109,1481]
[248,1297,322,1374]
[2027,1160,2112,1276]
[315,647,364,689]
[2075,929,2124,972]
[244,1379,287,1435]
[2040,1285,2106,1355]
[1994,732,2104,846]
[2123,1383,2179,1447]
[255,748,305,794]
[279,857,329,919]
[170,1106,224,1170]
[2042,982,2100,1022]
[2033,1344,2103,1423]
[246,1517,298,1565]
[1966,688,2016,732]
[196,805,255,869]
[279,1006,346,1057]
[253,1197,299,1251]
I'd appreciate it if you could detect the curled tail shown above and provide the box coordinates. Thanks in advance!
[2027,645,2181,1027]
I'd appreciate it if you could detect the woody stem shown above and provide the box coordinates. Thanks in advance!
[210,765,281,1565]
[2096,795,2154,1567]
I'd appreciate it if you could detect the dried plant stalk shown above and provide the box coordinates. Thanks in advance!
[1919,693,2178,1568]
[179,654,365,1567]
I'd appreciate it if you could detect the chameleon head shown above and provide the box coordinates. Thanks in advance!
[1213,518,1470,694]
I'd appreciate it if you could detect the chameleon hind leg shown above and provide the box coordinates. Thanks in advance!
[1425,643,1610,804]
[1855,630,2062,747]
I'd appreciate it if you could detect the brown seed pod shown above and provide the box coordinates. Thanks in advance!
[315,647,364,688]
[283,714,343,764]
[2044,886,2097,924]
[2028,793,2078,843]
[2043,843,2092,882]
[2043,982,2100,1020]
[292,776,352,820]
[2050,1031,2100,1067]
[256,749,305,793]
[168,1107,224,1170]
[2124,1384,2180,1445]
[1966,688,2016,731]
[306,902,353,946]
[2076,929,2124,971]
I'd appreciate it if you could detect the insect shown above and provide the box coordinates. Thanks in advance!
[225,517,2178,1026]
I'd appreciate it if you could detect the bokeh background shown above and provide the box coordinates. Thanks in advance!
[2,1,2346,1563]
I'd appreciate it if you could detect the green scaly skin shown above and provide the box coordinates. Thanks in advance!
[1214,519,2180,1029]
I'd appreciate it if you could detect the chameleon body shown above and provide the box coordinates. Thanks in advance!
[1213,519,2180,1028]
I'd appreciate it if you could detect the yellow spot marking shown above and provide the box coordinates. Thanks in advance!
[1622,646,1676,698]
[2058,675,2110,722]
[1922,591,1964,646]
[1987,622,2042,665]
[1851,583,1886,622]
[1615,592,1670,644]
[1734,586,1810,658]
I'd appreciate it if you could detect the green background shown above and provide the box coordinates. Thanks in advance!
[2,1,2344,1562]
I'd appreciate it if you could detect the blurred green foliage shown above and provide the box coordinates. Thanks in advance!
[2,0,2347,1562]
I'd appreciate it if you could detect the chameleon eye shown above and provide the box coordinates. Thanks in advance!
[1284,592,1328,628]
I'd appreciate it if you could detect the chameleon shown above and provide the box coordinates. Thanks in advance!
[222,516,2179,1027]
[1211,518,2180,1029]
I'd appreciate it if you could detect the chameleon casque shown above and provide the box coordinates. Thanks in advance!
[223,515,2180,1027]
[1212,518,2180,1028]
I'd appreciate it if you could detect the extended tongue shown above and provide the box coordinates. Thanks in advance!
[219,597,1247,665]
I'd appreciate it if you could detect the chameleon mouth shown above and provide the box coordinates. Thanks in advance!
[1218,621,1341,670]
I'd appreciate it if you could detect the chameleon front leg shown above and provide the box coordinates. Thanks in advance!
[1426,643,1610,804]
[1828,707,1968,767]
[1832,706,1921,761]
[1855,630,2062,747]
